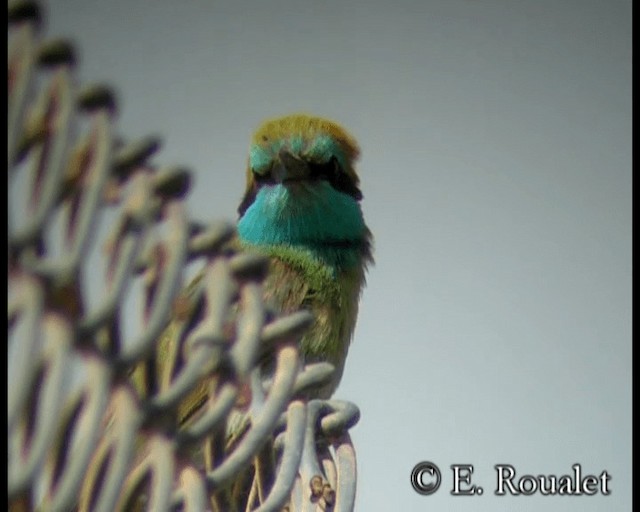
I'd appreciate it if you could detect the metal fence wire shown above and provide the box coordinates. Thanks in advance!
[7,2,360,511]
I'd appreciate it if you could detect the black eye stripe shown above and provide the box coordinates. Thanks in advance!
[319,157,363,201]
[253,171,275,184]
[304,157,361,200]
[238,183,257,217]
[331,174,363,201]
[239,157,363,218]
[308,158,339,180]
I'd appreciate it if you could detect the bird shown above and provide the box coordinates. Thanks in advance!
[126,114,372,510]
[235,113,373,399]
[131,113,372,426]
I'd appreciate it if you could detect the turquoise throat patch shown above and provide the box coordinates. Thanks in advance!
[237,182,366,269]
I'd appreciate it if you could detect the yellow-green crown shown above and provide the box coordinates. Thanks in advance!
[247,113,361,185]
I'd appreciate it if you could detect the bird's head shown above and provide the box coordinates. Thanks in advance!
[237,114,371,269]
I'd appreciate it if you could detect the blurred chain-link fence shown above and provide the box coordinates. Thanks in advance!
[8,2,360,510]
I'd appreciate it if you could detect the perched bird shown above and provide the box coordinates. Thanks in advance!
[131,114,372,422]
[236,113,373,398]
[224,113,373,507]
[126,114,372,509]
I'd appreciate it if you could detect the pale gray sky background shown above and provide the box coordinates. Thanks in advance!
[45,0,631,510]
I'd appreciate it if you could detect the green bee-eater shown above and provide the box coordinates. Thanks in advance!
[236,113,373,399]
[133,113,372,426]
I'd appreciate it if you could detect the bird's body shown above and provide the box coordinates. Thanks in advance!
[237,114,372,397]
